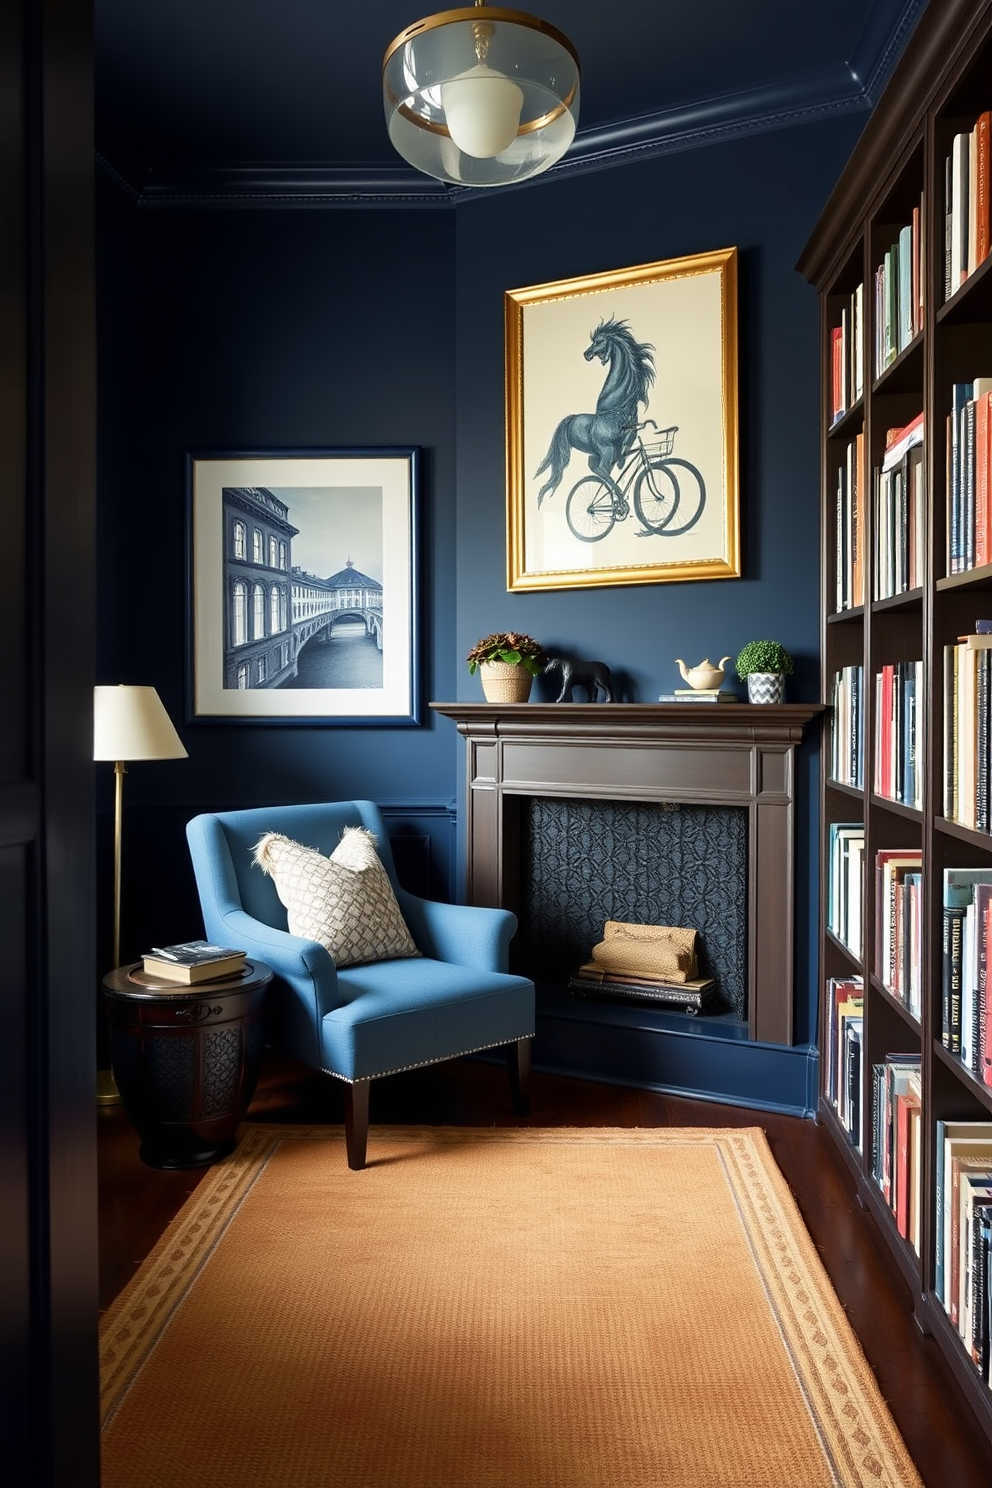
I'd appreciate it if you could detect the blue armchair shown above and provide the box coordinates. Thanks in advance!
[185,801,535,1168]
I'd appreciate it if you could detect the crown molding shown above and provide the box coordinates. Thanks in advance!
[97,0,926,210]
[96,159,455,209]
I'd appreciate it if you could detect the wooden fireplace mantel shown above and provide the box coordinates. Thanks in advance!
[431,702,824,1045]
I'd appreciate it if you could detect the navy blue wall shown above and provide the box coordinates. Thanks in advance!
[449,118,864,1058]
[96,185,458,962]
[96,112,865,1088]
[452,121,863,697]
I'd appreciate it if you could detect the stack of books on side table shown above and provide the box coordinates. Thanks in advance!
[139,940,247,984]
[657,689,739,703]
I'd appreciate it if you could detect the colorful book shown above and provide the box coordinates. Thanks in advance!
[936,1121,992,1302]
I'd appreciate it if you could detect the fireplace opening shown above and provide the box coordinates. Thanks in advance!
[517,796,749,1022]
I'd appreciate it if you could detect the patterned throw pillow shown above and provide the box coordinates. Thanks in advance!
[252,826,420,967]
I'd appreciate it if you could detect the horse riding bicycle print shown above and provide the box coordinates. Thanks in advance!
[505,249,740,591]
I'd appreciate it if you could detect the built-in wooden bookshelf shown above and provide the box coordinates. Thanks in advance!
[799,0,992,1447]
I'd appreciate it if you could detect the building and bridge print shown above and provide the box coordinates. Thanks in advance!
[222,486,384,691]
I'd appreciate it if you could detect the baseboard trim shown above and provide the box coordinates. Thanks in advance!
[528,991,818,1117]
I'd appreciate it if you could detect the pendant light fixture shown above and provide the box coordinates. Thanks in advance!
[383,1,580,188]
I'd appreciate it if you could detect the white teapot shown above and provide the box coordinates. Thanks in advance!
[675,656,731,691]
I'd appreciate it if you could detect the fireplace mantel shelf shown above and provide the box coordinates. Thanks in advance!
[431,702,823,743]
[432,700,824,1049]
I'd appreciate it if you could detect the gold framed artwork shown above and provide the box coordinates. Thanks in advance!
[505,247,740,591]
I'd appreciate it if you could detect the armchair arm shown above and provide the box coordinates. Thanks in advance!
[217,908,342,1060]
[396,891,518,973]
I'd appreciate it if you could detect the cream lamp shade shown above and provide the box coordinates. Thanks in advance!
[93,685,187,1008]
[94,685,188,762]
[383,2,580,188]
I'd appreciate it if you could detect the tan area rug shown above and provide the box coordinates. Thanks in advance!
[101,1127,921,1488]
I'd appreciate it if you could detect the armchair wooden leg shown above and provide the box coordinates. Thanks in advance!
[343,1080,370,1170]
[507,1037,532,1116]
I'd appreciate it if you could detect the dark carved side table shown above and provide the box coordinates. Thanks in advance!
[102,960,272,1170]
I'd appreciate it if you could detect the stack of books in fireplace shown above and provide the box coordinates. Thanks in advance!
[568,920,717,1014]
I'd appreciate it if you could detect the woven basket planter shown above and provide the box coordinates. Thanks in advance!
[479,661,533,703]
[746,672,786,704]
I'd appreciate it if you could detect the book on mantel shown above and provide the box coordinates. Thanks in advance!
[658,689,739,703]
[140,940,247,983]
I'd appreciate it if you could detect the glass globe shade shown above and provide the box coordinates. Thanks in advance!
[383,7,580,189]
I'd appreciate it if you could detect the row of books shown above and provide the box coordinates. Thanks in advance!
[943,630,992,832]
[936,1119,992,1381]
[829,664,864,790]
[875,848,922,1018]
[946,379,992,574]
[825,830,922,1017]
[832,416,924,613]
[873,660,922,810]
[874,198,925,377]
[874,414,925,600]
[941,867,992,1087]
[834,433,865,611]
[871,1052,922,1256]
[830,282,865,425]
[824,976,864,1152]
[827,822,864,959]
[827,1009,992,1353]
[944,111,991,302]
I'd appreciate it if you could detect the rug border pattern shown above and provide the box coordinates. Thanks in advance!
[100,1125,923,1488]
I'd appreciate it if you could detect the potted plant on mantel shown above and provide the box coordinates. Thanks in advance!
[467,632,545,703]
[734,639,794,704]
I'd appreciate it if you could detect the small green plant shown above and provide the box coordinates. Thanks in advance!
[734,640,794,678]
[466,631,545,677]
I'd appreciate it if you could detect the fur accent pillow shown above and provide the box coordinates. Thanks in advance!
[252,826,420,967]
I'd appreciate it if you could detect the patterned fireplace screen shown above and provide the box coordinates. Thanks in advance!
[517,797,748,1020]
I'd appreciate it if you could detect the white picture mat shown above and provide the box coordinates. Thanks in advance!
[190,453,416,721]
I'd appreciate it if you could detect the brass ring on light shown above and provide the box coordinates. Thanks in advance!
[390,79,577,139]
[383,6,581,75]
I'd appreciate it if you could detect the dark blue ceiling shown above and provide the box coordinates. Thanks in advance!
[94,0,927,203]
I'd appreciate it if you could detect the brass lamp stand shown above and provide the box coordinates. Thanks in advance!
[94,685,188,1104]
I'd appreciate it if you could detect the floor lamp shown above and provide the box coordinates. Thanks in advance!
[94,685,188,1104]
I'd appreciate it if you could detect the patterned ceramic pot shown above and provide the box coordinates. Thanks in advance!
[747,672,786,704]
[479,661,533,703]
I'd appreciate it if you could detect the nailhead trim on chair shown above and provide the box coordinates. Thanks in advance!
[321,1033,535,1085]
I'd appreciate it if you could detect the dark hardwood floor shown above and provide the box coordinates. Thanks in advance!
[99,1051,992,1487]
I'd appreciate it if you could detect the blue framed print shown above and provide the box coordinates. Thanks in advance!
[187,447,421,726]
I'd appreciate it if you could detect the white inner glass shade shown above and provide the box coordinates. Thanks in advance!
[440,66,525,158]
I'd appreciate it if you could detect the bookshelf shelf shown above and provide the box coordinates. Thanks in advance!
[828,404,864,440]
[936,816,992,849]
[869,793,923,823]
[799,0,992,1447]
[938,254,992,325]
[933,1043,992,1117]
[873,335,924,396]
[871,589,923,614]
[937,564,992,593]
[827,779,865,802]
[872,979,922,1034]
[825,927,861,967]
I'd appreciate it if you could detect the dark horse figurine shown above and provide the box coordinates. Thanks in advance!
[544,656,614,704]
[534,317,655,506]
